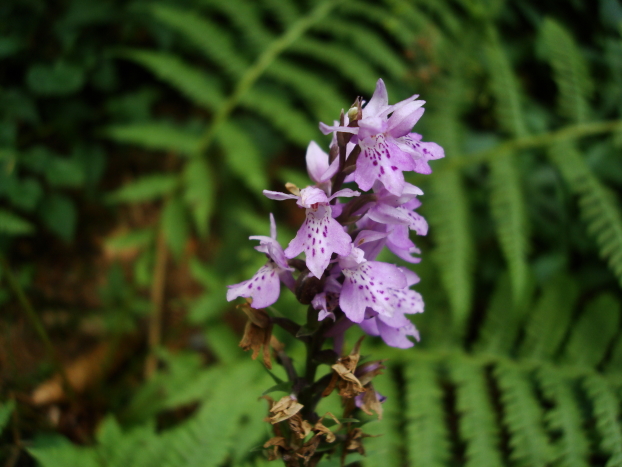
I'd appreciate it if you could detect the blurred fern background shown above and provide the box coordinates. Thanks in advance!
[1,0,622,465]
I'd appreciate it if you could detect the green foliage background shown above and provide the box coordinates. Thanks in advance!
[1,0,622,465]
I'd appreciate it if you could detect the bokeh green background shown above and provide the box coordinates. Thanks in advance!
[1,0,622,466]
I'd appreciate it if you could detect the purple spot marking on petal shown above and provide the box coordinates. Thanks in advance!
[380,167,385,174]
[321,248,325,253]
[392,166,398,171]
[359,285,364,290]
[373,161,378,166]
[248,284,252,289]
[258,287,261,290]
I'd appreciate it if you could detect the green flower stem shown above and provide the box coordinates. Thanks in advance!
[439,119,622,171]
[197,0,346,153]
[0,254,74,400]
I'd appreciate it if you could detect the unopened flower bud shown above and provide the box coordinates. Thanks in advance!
[295,269,323,304]
[347,105,359,121]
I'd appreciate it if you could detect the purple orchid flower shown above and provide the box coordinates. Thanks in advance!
[358,267,423,348]
[226,214,294,309]
[337,231,409,323]
[320,79,444,196]
[306,141,339,195]
[263,186,359,279]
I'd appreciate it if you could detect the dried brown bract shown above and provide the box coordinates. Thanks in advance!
[322,336,366,398]
[358,384,384,419]
[263,395,304,424]
[238,301,273,369]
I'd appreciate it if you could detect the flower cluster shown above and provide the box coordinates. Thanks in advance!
[227,79,444,349]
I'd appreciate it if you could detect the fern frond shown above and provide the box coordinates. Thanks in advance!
[495,362,555,467]
[427,170,474,334]
[537,366,590,467]
[488,151,530,303]
[0,208,34,235]
[103,123,202,156]
[404,360,451,467]
[240,88,318,146]
[183,158,215,237]
[560,293,621,368]
[605,336,622,374]
[288,38,380,92]
[450,358,503,467]
[518,274,578,361]
[549,141,622,286]
[485,39,527,137]
[160,362,269,467]
[120,50,223,111]
[538,18,594,123]
[582,374,622,466]
[148,4,247,78]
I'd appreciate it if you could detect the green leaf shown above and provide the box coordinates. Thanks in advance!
[0,209,35,236]
[183,159,215,237]
[105,228,155,251]
[6,177,43,211]
[26,62,85,96]
[107,174,178,203]
[28,435,99,467]
[40,194,77,242]
[0,399,15,435]
[46,157,85,188]
[162,196,190,260]
[103,123,202,157]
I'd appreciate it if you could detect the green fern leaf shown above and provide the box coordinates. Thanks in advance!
[518,274,578,361]
[28,436,99,467]
[240,88,318,146]
[148,4,247,79]
[538,18,594,123]
[549,141,622,287]
[582,374,622,467]
[215,121,267,193]
[103,123,202,157]
[560,293,621,368]
[488,151,530,303]
[474,273,533,356]
[183,158,215,237]
[450,358,503,467]
[537,366,590,467]
[404,360,451,467]
[161,362,269,467]
[495,362,555,467]
[161,196,190,260]
[120,50,223,111]
[485,39,527,137]
[605,336,622,374]
[427,170,474,333]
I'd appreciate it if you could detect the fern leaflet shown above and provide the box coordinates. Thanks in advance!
[495,362,555,467]
[537,366,590,467]
[450,358,503,467]
[488,151,530,304]
[539,18,594,123]
[549,141,622,287]
[404,360,451,467]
